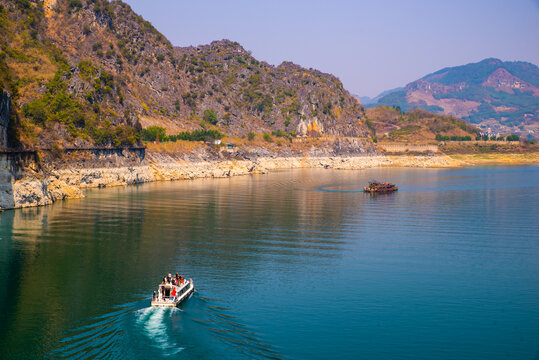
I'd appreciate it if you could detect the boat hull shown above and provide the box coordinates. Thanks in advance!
[363,187,398,193]
[151,279,194,307]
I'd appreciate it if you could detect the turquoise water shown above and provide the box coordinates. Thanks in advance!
[0,166,538,359]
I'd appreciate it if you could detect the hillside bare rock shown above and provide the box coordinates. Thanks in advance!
[174,40,367,137]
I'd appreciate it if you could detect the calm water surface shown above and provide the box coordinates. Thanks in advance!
[0,166,538,359]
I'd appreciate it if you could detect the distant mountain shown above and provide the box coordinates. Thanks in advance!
[355,87,403,105]
[356,95,375,105]
[371,58,539,138]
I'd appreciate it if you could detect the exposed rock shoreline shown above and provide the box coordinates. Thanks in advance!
[1,153,464,210]
[4,150,538,211]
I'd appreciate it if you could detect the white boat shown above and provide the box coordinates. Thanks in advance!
[151,278,194,307]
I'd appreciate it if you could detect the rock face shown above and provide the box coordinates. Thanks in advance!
[0,152,44,209]
[0,149,149,210]
[0,91,9,149]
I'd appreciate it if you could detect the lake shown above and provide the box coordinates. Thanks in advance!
[1,166,538,359]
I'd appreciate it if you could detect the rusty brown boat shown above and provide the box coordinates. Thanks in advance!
[363,180,398,193]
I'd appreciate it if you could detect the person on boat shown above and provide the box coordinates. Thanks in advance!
[171,287,176,297]
[152,291,157,301]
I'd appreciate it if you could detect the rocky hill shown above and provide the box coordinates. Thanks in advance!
[0,0,369,150]
[370,58,539,139]
[365,106,480,143]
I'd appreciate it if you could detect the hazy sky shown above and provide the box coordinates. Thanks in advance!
[123,0,539,97]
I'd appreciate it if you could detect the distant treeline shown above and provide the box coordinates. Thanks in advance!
[141,126,224,142]
[436,134,520,142]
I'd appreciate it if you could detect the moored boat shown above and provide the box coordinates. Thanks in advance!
[363,180,398,193]
[151,274,194,307]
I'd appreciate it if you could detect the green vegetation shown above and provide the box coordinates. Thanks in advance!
[22,61,138,147]
[437,133,521,142]
[263,132,272,142]
[203,109,218,125]
[284,118,290,127]
[182,93,197,108]
[365,118,376,138]
[141,126,167,142]
[141,126,224,142]
[68,0,83,13]
[170,129,224,142]
[435,134,472,141]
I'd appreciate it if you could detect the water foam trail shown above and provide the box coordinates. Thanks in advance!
[135,307,184,356]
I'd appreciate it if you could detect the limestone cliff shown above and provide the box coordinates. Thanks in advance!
[0,91,9,148]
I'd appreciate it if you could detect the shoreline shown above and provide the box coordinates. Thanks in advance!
[1,153,537,210]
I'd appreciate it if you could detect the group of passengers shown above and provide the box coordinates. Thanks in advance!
[163,272,185,286]
[152,273,185,301]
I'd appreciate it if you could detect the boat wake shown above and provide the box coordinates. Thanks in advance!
[48,298,187,359]
[134,307,184,356]
[48,292,281,359]
[193,295,283,359]
[48,301,138,359]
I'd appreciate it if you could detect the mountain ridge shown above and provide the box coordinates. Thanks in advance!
[0,0,369,150]
[369,58,539,139]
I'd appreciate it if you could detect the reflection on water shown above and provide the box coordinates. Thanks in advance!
[0,166,538,359]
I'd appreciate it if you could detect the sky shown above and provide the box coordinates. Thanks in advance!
[123,0,539,98]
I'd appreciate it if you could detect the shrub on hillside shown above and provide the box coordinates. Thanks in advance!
[203,109,218,125]
[169,129,224,142]
[141,126,167,142]
[263,133,272,142]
